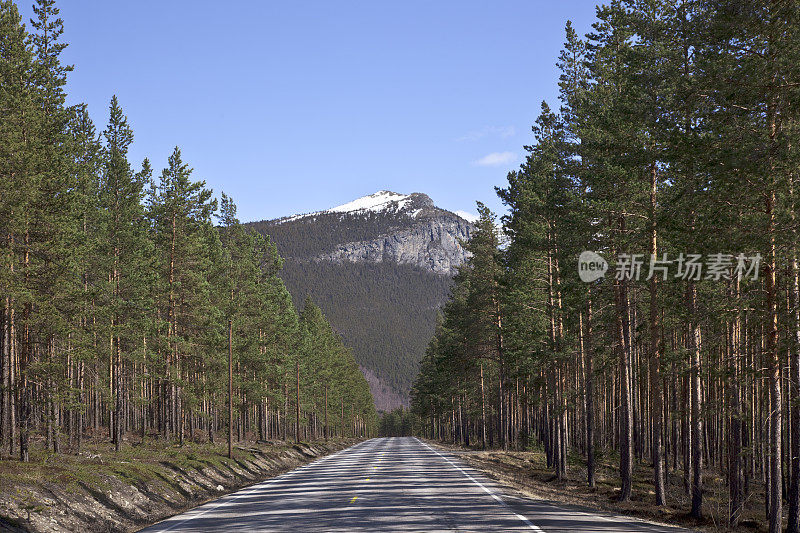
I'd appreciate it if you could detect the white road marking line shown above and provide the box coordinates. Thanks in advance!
[415,438,545,532]
[148,440,371,532]
[150,472,292,532]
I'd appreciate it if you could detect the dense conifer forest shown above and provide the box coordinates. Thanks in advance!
[0,0,376,465]
[411,1,800,531]
[248,207,459,408]
[281,260,453,398]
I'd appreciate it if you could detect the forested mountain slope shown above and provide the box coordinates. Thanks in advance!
[248,191,473,409]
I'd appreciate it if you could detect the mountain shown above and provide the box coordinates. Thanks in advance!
[247,191,474,410]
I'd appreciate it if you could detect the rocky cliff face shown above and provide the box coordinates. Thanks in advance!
[247,191,475,409]
[313,212,471,275]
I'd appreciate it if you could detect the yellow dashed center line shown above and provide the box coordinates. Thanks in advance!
[350,454,384,505]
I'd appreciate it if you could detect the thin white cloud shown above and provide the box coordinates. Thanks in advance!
[457,126,516,142]
[473,151,516,167]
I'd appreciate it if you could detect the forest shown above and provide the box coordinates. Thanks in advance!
[0,0,376,465]
[280,260,453,399]
[248,202,459,408]
[410,1,800,531]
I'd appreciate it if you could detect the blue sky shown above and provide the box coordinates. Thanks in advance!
[19,1,598,222]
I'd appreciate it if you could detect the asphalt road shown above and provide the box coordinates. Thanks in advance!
[141,436,691,532]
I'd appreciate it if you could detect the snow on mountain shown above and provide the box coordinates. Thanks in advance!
[275,190,474,224]
[328,190,410,214]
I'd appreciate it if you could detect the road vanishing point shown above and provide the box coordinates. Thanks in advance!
[141,437,690,532]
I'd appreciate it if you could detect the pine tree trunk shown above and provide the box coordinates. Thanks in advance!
[688,281,703,518]
[19,236,31,463]
[546,242,559,474]
[480,363,487,449]
[295,359,300,444]
[2,296,12,455]
[649,161,665,505]
[789,175,800,532]
[115,332,122,452]
[6,241,16,458]
[227,318,233,458]
[730,277,744,528]
[581,302,595,488]
[765,187,782,533]
[497,304,507,451]
[77,360,83,451]
[283,378,288,441]
[616,276,633,502]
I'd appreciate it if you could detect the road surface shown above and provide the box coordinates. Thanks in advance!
[141,436,690,532]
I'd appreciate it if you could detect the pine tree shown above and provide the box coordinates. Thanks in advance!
[66,103,102,450]
[0,0,34,458]
[15,0,76,461]
[97,96,153,451]
[147,147,217,443]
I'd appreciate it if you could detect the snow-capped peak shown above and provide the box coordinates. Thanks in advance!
[273,190,473,224]
[328,190,411,214]
[277,190,417,223]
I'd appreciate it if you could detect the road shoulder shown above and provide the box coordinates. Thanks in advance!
[0,439,362,533]
[422,440,703,532]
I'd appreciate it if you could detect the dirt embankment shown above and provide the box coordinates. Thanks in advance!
[0,439,358,533]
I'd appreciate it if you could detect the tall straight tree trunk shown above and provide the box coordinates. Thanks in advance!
[19,235,31,463]
[2,295,14,457]
[295,359,300,444]
[765,185,782,533]
[552,240,568,478]
[613,216,633,502]
[520,379,529,450]
[556,368,566,479]
[788,173,800,533]
[227,318,233,458]
[615,276,633,502]
[115,333,122,452]
[546,239,561,475]
[581,300,595,488]
[1,299,6,450]
[730,276,744,528]
[688,281,703,518]
[6,238,16,458]
[283,377,289,441]
[480,363,487,449]
[648,161,665,506]
[497,312,507,451]
[113,244,122,452]
[763,15,786,527]
[166,212,177,440]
